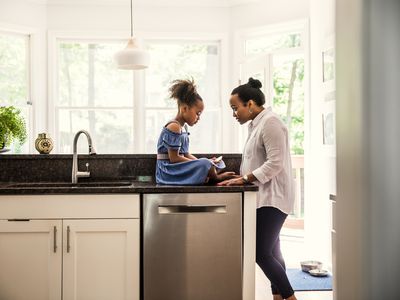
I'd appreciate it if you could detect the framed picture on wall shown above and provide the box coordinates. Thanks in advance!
[322,95,336,156]
[321,35,336,156]
[322,48,335,83]
[322,35,335,92]
[322,112,335,145]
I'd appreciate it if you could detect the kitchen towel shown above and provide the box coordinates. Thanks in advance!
[287,268,332,291]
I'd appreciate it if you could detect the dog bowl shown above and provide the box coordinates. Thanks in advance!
[300,260,323,273]
[309,269,329,277]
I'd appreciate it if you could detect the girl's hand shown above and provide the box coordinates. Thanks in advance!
[217,176,245,186]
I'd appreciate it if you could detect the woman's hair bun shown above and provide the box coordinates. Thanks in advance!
[247,77,262,89]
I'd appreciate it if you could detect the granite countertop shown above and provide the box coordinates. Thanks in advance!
[0,180,258,195]
[0,154,258,195]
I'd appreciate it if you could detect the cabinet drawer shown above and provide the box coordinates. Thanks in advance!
[0,194,140,219]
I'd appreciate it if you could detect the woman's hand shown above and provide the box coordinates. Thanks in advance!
[217,176,246,186]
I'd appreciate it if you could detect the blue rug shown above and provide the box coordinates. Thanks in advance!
[287,268,332,291]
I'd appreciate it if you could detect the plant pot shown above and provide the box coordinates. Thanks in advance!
[0,138,10,153]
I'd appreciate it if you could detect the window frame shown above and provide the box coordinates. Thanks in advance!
[233,19,310,153]
[48,31,135,153]
[52,37,136,153]
[0,23,37,153]
[142,38,223,153]
[48,31,230,154]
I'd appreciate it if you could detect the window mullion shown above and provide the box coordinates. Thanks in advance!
[133,71,145,153]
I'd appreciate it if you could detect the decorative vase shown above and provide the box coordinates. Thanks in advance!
[35,133,54,154]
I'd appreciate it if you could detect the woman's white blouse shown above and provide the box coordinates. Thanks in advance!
[240,107,294,214]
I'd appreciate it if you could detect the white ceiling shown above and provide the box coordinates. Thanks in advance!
[30,0,259,7]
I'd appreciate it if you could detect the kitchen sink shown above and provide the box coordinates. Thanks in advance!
[4,176,153,189]
[5,181,134,188]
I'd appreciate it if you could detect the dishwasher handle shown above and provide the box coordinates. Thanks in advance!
[158,204,227,214]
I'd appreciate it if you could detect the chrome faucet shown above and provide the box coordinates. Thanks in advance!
[71,130,96,184]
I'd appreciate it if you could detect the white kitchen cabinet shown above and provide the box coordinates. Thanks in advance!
[0,220,62,300]
[0,195,140,300]
[63,219,139,300]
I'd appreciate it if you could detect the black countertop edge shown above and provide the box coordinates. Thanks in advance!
[0,153,243,159]
[0,184,258,195]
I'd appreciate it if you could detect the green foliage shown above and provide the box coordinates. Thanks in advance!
[0,34,28,106]
[0,106,27,148]
[272,57,305,155]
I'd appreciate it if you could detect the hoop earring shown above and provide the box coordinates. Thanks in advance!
[249,109,253,114]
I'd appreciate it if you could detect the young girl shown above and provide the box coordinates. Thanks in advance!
[155,79,235,185]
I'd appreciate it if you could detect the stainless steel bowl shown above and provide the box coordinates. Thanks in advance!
[300,260,323,273]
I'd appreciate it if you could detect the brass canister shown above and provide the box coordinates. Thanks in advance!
[35,133,54,154]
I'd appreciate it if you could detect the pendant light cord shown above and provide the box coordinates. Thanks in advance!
[130,0,133,37]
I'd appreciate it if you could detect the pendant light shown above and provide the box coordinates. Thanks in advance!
[114,0,150,70]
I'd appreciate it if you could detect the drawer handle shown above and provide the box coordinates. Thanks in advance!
[158,205,226,214]
[53,226,57,253]
[67,226,71,253]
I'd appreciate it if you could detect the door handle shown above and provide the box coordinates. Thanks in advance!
[158,205,226,214]
[53,226,57,253]
[67,226,71,253]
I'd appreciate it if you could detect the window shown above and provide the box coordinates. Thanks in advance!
[144,41,221,153]
[55,40,134,154]
[54,37,223,154]
[244,31,305,155]
[0,31,30,153]
[245,32,302,55]
[271,53,304,155]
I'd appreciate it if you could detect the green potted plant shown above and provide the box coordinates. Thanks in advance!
[0,106,27,151]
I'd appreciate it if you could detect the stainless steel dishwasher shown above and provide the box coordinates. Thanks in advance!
[143,193,242,300]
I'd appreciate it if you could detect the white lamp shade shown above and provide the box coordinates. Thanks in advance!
[114,38,150,70]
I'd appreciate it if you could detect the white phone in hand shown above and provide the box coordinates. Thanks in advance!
[214,155,223,163]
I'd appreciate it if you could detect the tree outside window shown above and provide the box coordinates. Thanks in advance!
[0,32,30,153]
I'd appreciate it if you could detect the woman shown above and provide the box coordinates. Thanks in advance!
[218,78,297,300]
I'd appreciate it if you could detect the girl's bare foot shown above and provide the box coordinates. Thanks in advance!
[216,171,237,181]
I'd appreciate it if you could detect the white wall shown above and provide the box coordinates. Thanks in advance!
[47,4,230,33]
[305,0,335,268]
[230,0,309,31]
[0,0,46,28]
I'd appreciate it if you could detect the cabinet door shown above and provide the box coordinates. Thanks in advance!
[63,219,139,300]
[0,220,62,300]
